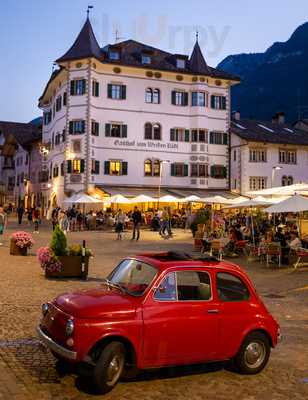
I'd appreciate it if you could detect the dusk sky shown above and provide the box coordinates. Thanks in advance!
[1,0,308,122]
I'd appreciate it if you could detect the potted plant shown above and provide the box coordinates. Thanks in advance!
[37,226,92,279]
[10,231,34,256]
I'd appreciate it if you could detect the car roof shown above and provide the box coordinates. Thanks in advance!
[133,252,243,274]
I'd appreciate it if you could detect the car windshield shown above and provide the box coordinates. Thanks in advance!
[108,259,158,296]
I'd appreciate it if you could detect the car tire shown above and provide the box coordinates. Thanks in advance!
[234,331,271,374]
[93,342,125,394]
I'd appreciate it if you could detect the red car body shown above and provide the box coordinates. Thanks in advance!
[38,253,280,374]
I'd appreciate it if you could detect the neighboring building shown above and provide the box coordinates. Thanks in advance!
[0,121,42,207]
[38,17,240,208]
[230,112,308,195]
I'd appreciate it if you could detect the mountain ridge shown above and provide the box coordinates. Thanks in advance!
[217,22,308,122]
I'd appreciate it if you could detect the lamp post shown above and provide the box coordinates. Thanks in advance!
[158,160,170,206]
[271,166,282,188]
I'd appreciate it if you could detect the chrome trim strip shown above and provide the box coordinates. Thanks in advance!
[37,326,77,360]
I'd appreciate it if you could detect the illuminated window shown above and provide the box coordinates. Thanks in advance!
[153,160,160,176]
[72,159,81,173]
[144,159,152,176]
[110,160,121,175]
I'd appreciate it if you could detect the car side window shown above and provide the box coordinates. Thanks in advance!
[154,272,177,301]
[176,271,211,301]
[216,272,250,302]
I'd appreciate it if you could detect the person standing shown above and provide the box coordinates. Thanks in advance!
[0,206,7,246]
[27,208,33,226]
[131,206,142,241]
[115,209,126,240]
[33,208,40,233]
[58,211,70,234]
[51,207,58,231]
[17,205,24,225]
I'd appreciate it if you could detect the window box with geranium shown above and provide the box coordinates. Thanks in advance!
[10,231,34,256]
[37,226,93,279]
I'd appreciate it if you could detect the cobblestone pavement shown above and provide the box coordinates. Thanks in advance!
[0,219,308,399]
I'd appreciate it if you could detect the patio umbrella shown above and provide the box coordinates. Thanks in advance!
[63,193,103,204]
[130,194,155,203]
[248,183,308,197]
[200,195,229,204]
[223,199,274,209]
[178,195,201,203]
[109,194,131,204]
[265,194,308,213]
[158,195,179,203]
[225,196,249,205]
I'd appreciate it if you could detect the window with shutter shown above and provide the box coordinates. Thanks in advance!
[185,129,190,142]
[170,128,175,141]
[223,133,228,145]
[95,160,100,174]
[183,164,188,176]
[171,91,176,105]
[183,92,188,106]
[145,123,153,140]
[69,121,73,134]
[67,160,72,174]
[107,84,112,98]
[170,163,175,176]
[63,92,67,106]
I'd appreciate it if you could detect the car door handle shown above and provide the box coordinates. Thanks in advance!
[207,309,219,314]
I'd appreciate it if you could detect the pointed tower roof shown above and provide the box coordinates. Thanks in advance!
[189,40,210,74]
[56,18,102,63]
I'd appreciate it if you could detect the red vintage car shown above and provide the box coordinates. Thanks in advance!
[38,252,281,394]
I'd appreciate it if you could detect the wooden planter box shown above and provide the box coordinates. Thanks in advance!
[10,239,28,256]
[45,256,89,280]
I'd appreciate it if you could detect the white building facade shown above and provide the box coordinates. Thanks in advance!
[39,18,239,208]
[230,114,308,195]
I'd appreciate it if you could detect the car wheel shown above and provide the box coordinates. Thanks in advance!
[234,332,271,374]
[93,342,125,394]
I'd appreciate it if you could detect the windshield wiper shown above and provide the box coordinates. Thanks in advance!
[102,279,126,294]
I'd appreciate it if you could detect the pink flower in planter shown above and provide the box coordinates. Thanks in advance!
[37,247,62,273]
[11,231,34,249]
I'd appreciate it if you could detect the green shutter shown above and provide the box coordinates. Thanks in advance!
[63,92,67,105]
[69,121,73,134]
[183,92,188,106]
[171,91,176,105]
[222,96,226,110]
[170,128,175,141]
[105,123,111,137]
[107,84,112,98]
[95,81,99,97]
[209,131,214,144]
[95,160,100,174]
[80,159,85,173]
[223,133,228,145]
[104,161,110,175]
[211,95,215,109]
[171,163,175,176]
[122,161,128,175]
[185,129,190,142]
[95,122,99,136]
[121,85,126,99]
[184,164,188,176]
[122,125,127,138]
[70,81,75,95]
[82,79,86,94]
[67,160,72,173]
[223,166,227,178]
[210,165,215,178]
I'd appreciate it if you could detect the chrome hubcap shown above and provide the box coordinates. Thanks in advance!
[244,341,266,369]
[106,354,124,385]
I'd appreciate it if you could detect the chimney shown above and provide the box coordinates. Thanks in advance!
[232,111,241,121]
[277,112,285,125]
[272,112,285,124]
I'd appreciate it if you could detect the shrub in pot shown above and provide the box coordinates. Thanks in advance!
[37,226,93,279]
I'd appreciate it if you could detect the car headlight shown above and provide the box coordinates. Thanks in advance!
[42,303,49,316]
[66,319,74,336]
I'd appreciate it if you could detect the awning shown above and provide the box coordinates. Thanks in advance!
[95,185,237,201]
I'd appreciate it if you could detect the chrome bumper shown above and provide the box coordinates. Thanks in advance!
[37,326,77,361]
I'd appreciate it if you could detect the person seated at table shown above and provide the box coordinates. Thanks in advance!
[234,224,244,241]
[288,231,302,251]
[274,227,290,264]
[223,228,237,255]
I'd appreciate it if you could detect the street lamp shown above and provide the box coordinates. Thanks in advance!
[271,166,282,188]
[158,160,170,204]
